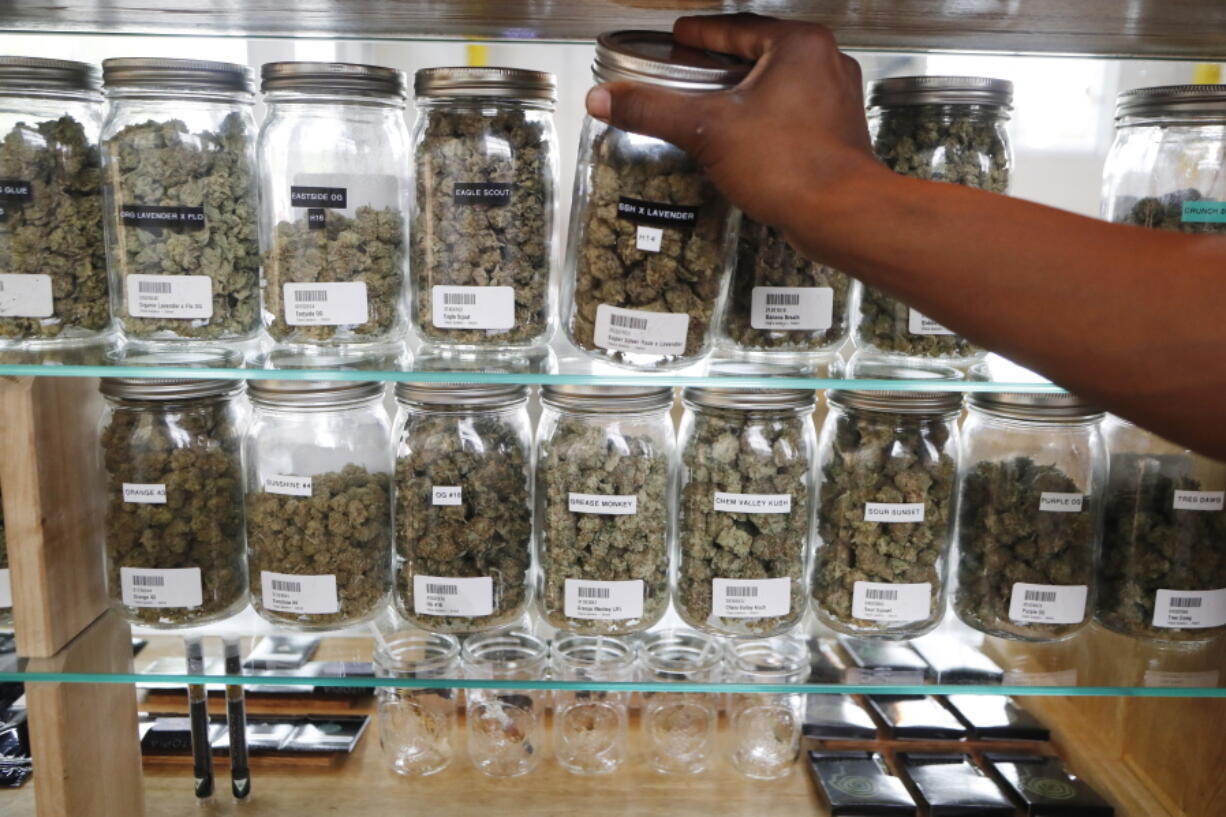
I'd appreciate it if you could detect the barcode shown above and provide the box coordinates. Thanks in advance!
[1025,590,1058,603]
[444,293,477,305]
[765,293,801,306]
[866,588,898,601]
[609,313,649,330]
[426,583,459,596]
[138,281,173,294]
[1170,597,1203,609]
[725,586,759,598]
[272,579,302,593]
[578,586,611,599]
[294,289,329,303]
[131,575,165,587]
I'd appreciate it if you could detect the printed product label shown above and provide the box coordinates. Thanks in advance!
[453,182,515,207]
[907,308,954,335]
[432,486,462,506]
[593,304,689,355]
[1181,200,1226,223]
[413,575,494,617]
[568,492,637,515]
[851,581,932,622]
[1173,490,1225,511]
[285,281,370,326]
[264,475,313,497]
[616,196,699,230]
[121,204,206,232]
[1039,492,1084,512]
[120,567,203,609]
[127,274,213,320]
[1008,582,1088,624]
[432,285,515,330]
[1002,668,1078,686]
[864,502,925,523]
[292,172,399,215]
[307,208,327,230]
[712,577,791,618]
[1152,587,1226,629]
[635,225,663,253]
[123,483,167,504]
[564,578,644,621]
[845,667,926,685]
[714,492,791,514]
[290,185,348,209]
[0,569,10,609]
[0,274,53,318]
[750,286,834,331]
[0,179,33,202]
[1143,669,1220,688]
[261,571,339,616]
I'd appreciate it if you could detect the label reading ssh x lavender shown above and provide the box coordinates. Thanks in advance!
[453,182,515,207]
[617,196,698,230]
[121,204,206,232]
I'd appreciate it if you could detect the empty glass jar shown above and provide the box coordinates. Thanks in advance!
[375,631,460,776]
[551,634,635,775]
[727,638,809,779]
[639,629,723,775]
[462,630,548,778]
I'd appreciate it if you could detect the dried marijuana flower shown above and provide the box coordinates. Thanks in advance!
[1115,187,1226,235]
[104,113,260,340]
[395,409,532,632]
[955,457,1095,639]
[246,464,391,627]
[0,115,109,341]
[263,206,405,343]
[1097,456,1226,640]
[568,124,732,365]
[722,217,850,351]
[412,106,553,346]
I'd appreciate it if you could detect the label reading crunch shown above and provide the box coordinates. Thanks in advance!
[121,204,206,232]
[291,185,348,208]
[616,196,699,229]
[453,182,515,207]
[1181,200,1226,223]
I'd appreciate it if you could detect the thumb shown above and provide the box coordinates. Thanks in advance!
[587,81,714,157]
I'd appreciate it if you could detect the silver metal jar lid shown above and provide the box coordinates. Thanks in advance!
[1115,84,1226,119]
[868,75,1013,108]
[262,61,405,98]
[969,391,1103,422]
[828,360,963,415]
[394,382,529,408]
[100,377,242,401]
[0,57,100,93]
[247,379,384,408]
[593,30,750,91]
[541,384,674,413]
[682,361,815,411]
[414,67,556,101]
[102,58,254,93]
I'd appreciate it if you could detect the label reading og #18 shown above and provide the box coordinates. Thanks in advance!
[907,308,954,335]
[432,486,462,506]
[750,286,833,332]
[120,567,203,609]
[1152,587,1226,629]
[285,282,369,326]
[564,579,644,621]
[264,475,312,497]
[413,575,494,617]
[0,274,53,318]
[1008,582,1088,625]
[712,577,791,618]
[127,274,213,320]
[851,581,931,622]
[432,285,515,330]
[593,304,689,356]
[261,571,339,616]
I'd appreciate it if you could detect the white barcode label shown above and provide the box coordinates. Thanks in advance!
[564,579,644,621]
[122,483,166,504]
[635,225,663,252]
[413,575,494,617]
[1008,582,1088,624]
[1173,490,1225,511]
[851,581,932,622]
[432,486,462,506]
[432,285,515,330]
[0,569,10,609]
[127,274,213,319]
[1152,587,1226,629]
[264,474,312,497]
[1002,668,1078,687]
[712,577,791,618]
[120,567,203,609]
[285,282,369,326]
[260,571,339,615]
[750,286,833,331]
[864,502,926,523]
[1143,669,1220,688]
[593,304,690,356]
[1039,492,1084,512]
[568,492,637,515]
[713,492,792,514]
[907,308,954,335]
[0,274,53,318]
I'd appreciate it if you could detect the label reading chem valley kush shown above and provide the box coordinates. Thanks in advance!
[1152,587,1226,629]
[413,575,494,617]
[264,475,313,498]
[127,274,213,320]
[712,577,791,618]
[1173,490,1225,511]
[285,282,369,326]
[907,308,954,335]
[123,483,166,504]
[453,182,515,207]
[593,304,689,356]
[851,581,931,622]
[564,579,644,621]
[1008,582,1087,624]
[121,567,203,609]
[432,285,515,330]
[121,204,205,232]
[1181,200,1226,223]
[0,274,53,318]
[713,492,791,514]
[568,492,637,515]
[864,502,925,523]
[261,571,339,616]
[1039,492,1083,513]
[616,196,698,230]
[750,286,834,332]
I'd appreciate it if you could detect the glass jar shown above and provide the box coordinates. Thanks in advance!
[392,383,533,633]
[812,364,962,639]
[561,31,746,369]
[550,634,635,775]
[638,629,723,775]
[676,383,816,637]
[536,385,674,635]
[953,392,1106,642]
[258,62,409,349]
[727,637,809,780]
[374,631,460,777]
[100,58,260,343]
[1103,85,1226,236]
[410,67,557,351]
[851,77,1013,361]
[716,218,850,355]
[244,379,392,630]
[0,58,109,347]
[461,630,548,778]
[1097,416,1226,643]
[99,377,247,627]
